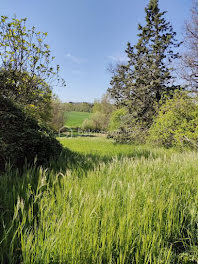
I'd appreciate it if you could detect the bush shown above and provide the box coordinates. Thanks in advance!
[108,108,127,131]
[110,122,148,144]
[82,112,107,131]
[148,93,198,149]
[108,109,148,144]
[81,118,95,131]
[0,96,62,171]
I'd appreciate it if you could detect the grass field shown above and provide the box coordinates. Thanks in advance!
[1,137,198,263]
[64,111,92,127]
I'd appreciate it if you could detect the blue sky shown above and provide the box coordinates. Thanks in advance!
[1,0,192,102]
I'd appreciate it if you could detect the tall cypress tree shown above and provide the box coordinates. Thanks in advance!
[108,0,180,127]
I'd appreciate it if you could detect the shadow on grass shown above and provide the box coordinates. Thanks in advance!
[49,145,163,176]
[0,144,164,263]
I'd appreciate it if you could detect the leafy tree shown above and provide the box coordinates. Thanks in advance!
[81,118,95,131]
[79,102,93,112]
[181,0,198,92]
[108,0,180,127]
[0,96,62,172]
[148,92,198,148]
[49,96,66,131]
[0,16,65,171]
[91,112,106,130]
[64,103,72,112]
[0,16,65,121]
[108,108,127,131]
[107,64,131,109]
[82,112,107,131]
[93,94,114,115]
[64,102,93,113]
[92,93,114,130]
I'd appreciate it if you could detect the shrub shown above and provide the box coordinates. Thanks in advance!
[81,118,95,131]
[108,109,148,144]
[148,93,198,149]
[110,122,148,144]
[0,96,62,171]
[108,108,127,131]
[82,112,107,131]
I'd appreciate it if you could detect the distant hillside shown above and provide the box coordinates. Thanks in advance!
[64,111,92,128]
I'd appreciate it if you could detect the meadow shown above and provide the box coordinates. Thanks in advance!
[1,137,198,263]
[64,111,92,127]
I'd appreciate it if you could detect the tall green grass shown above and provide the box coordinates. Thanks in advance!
[59,137,175,158]
[1,138,198,263]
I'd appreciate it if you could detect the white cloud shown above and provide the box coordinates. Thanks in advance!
[65,53,86,64]
[108,54,128,63]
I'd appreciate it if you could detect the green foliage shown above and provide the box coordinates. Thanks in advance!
[109,115,149,144]
[1,137,198,263]
[0,96,62,171]
[82,93,114,131]
[65,111,92,128]
[0,16,63,86]
[93,94,114,115]
[64,102,93,113]
[148,93,198,149]
[108,108,127,131]
[82,112,106,131]
[181,0,198,92]
[81,118,95,130]
[49,96,65,131]
[0,16,65,122]
[0,70,53,122]
[92,94,114,130]
[108,0,180,130]
[90,112,107,130]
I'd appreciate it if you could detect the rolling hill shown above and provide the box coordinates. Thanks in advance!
[64,111,92,128]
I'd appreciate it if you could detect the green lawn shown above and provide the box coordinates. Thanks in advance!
[64,111,92,127]
[1,137,198,263]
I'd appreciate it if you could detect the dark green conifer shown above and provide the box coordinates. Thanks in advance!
[109,0,180,127]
